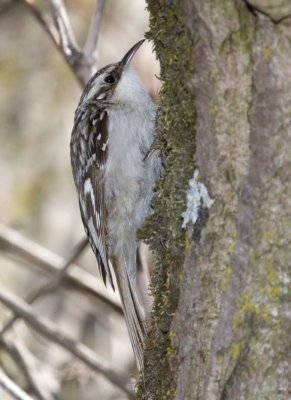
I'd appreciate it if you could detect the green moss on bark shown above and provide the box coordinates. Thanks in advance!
[137,1,196,398]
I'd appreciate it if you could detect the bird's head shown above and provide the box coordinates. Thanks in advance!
[80,39,146,106]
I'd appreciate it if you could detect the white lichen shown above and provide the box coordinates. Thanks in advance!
[182,169,214,229]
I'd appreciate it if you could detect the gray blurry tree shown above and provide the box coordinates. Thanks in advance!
[138,1,291,399]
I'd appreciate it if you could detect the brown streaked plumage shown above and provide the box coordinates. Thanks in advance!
[70,40,162,371]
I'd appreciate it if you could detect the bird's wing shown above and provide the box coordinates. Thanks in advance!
[76,108,114,289]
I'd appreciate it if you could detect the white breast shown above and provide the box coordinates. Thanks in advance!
[104,68,158,260]
[105,102,155,221]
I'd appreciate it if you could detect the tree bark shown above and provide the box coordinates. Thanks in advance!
[138,1,291,399]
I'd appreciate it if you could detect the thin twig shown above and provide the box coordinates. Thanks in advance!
[14,340,54,400]
[18,0,106,86]
[0,287,134,399]
[19,0,88,86]
[0,368,35,400]
[19,0,60,48]
[0,338,53,400]
[0,223,122,316]
[84,0,106,64]
[27,236,89,300]
[49,0,79,57]
[0,236,89,336]
[18,0,85,86]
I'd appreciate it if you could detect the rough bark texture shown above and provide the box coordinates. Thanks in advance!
[138,1,291,399]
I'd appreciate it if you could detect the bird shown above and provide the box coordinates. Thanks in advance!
[70,39,161,371]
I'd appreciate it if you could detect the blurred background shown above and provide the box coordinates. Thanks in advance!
[0,1,160,399]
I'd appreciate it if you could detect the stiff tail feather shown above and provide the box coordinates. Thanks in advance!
[111,254,146,371]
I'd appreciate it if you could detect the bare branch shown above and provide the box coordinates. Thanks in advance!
[18,0,106,86]
[27,236,89,299]
[49,0,79,57]
[0,287,134,399]
[18,0,88,86]
[19,0,60,48]
[0,368,35,400]
[84,0,106,65]
[1,338,54,400]
[0,223,122,315]
[0,235,88,336]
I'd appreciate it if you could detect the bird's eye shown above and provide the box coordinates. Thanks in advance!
[104,75,115,84]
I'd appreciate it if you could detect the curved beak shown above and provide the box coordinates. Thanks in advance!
[120,39,145,69]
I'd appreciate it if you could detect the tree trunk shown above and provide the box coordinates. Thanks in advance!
[138,1,291,399]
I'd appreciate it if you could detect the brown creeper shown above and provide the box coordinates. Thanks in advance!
[70,40,161,371]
